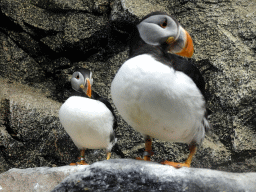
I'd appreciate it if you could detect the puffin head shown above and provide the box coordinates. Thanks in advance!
[71,68,93,98]
[137,12,194,58]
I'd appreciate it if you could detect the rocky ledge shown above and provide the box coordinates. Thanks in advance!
[1,159,256,192]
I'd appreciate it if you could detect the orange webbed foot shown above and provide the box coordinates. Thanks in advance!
[69,162,89,166]
[161,145,197,169]
[69,159,89,166]
[69,149,88,166]
[135,156,152,161]
[161,161,190,168]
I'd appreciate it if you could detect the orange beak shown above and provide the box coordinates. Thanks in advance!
[175,31,194,58]
[86,78,91,98]
[79,78,92,98]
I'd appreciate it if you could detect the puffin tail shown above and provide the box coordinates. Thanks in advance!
[203,117,212,132]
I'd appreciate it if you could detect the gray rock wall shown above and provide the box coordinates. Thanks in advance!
[0,0,255,175]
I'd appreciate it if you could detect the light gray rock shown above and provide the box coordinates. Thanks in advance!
[0,165,87,192]
[0,0,255,175]
[52,159,256,192]
[1,160,255,192]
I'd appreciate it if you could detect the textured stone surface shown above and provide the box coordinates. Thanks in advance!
[0,0,255,178]
[0,77,74,173]
[0,165,87,192]
[52,159,256,192]
[1,160,255,192]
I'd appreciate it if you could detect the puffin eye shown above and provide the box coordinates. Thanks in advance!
[76,75,79,79]
[160,19,168,28]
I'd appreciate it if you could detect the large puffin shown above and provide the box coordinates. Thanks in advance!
[59,68,122,165]
[111,12,211,168]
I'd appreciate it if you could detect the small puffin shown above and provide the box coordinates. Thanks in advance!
[111,12,211,168]
[59,68,119,165]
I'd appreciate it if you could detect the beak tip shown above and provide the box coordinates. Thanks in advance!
[86,78,92,98]
[176,31,194,58]
[186,32,194,58]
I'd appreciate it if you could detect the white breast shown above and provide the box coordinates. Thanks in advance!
[59,96,115,151]
[111,54,205,144]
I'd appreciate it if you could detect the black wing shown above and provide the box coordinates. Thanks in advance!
[91,91,118,131]
[165,54,206,98]
[92,92,125,158]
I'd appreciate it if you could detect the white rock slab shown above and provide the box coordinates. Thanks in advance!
[1,159,256,192]
[52,159,256,191]
[0,165,88,192]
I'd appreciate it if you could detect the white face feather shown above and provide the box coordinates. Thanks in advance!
[70,70,93,92]
[137,15,179,45]
[137,14,187,54]
[71,71,85,92]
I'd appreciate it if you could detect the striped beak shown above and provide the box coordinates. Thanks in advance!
[80,78,91,98]
[175,31,194,58]
[166,28,194,58]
